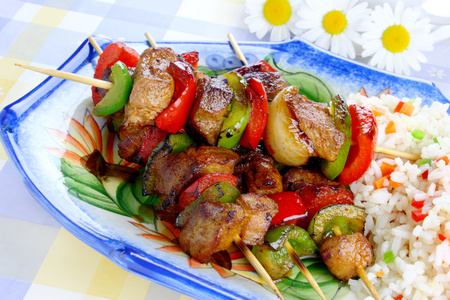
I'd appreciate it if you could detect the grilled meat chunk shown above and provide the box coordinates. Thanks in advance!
[179,201,246,264]
[286,94,345,162]
[144,146,239,223]
[320,232,373,281]
[242,71,288,100]
[233,153,283,195]
[122,47,179,129]
[236,193,278,245]
[123,68,174,128]
[282,167,344,192]
[191,146,239,176]
[187,77,233,145]
[133,47,178,83]
[117,124,149,163]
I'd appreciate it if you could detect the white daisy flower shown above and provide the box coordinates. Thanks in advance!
[360,2,434,75]
[295,0,371,59]
[244,0,303,42]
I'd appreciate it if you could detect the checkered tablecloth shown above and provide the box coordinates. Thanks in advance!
[0,1,449,299]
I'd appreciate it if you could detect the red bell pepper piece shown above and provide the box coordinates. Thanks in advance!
[297,184,354,229]
[179,173,240,211]
[135,126,168,165]
[239,77,269,149]
[155,61,197,134]
[337,104,378,185]
[234,60,277,75]
[180,51,199,68]
[411,198,425,209]
[411,210,428,222]
[91,42,140,105]
[269,191,308,226]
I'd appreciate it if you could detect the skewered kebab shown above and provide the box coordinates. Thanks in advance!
[141,34,286,299]
[15,36,410,298]
[228,34,381,300]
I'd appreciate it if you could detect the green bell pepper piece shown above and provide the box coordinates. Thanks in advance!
[320,95,352,180]
[168,133,194,153]
[252,225,318,280]
[92,61,132,117]
[175,181,241,227]
[217,72,251,149]
[265,225,318,256]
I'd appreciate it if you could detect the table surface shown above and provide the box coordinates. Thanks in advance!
[1,1,449,299]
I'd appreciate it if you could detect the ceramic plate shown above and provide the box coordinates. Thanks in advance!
[1,36,449,300]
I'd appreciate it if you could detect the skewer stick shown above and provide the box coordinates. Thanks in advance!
[228,33,248,65]
[228,32,327,300]
[88,36,103,55]
[284,242,326,300]
[15,63,113,90]
[227,33,419,162]
[234,235,284,300]
[332,227,381,300]
[145,32,158,48]
[375,146,420,161]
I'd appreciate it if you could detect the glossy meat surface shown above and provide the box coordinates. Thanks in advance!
[282,167,343,192]
[124,69,174,127]
[242,71,288,100]
[187,77,233,145]
[144,146,239,223]
[287,94,344,162]
[320,232,373,281]
[233,153,283,195]
[236,193,278,245]
[133,47,178,83]
[179,201,246,264]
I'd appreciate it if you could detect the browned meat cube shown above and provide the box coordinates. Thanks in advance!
[233,153,283,195]
[242,71,288,100]
[236,193,278,245]
[179,201,246,264]
[117,124,148,163]
[191,146,239,176]
[187,77,233,145]
[320,233,373,281]
[282,167,343,192]
[286,93,345,162]
[123,69,174,128]
[144,146,239,223]
[133,47,178,83]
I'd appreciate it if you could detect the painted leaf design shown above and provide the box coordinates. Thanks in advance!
[264,53,335,104]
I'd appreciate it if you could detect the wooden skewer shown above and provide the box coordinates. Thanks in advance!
[15,63,113,90]
[145,32,158,48]
[332,227,381,300]
[375,146,420,161]
[284,241,326,300]
[88,36,103,55]
[234,235,284,300]
[228,32,326,300]
[228,33,248,66]
[227,33,420,162]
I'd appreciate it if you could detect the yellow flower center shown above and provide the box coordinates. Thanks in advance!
[382,25,410,53]
[263,0,292,26]
[322,11,347,35]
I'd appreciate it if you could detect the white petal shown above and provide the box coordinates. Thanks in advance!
[315,33,332,49]
[256,23,271,39]
[270,25,291,42]
[302,27,325,42]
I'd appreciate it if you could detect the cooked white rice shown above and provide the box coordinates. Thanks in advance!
[346,93,450,300]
